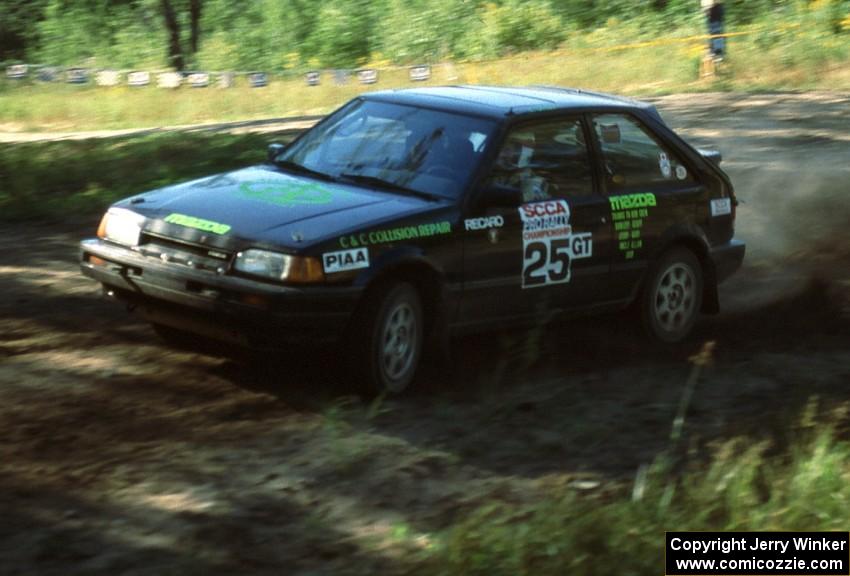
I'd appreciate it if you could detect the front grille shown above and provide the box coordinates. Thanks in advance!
[138,233,232,273]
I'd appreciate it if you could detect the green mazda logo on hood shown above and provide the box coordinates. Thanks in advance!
[239,181,334,206]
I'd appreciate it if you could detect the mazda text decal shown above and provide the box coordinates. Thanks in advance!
[609,192,655,260]
[323,248,369,273]
[163,213,231,235]
[519,200,592,289]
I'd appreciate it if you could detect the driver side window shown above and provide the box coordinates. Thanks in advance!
[486,117,593,202]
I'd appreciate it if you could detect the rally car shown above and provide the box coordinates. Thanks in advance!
[80,85,745,393]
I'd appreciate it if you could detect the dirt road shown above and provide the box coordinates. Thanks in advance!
[1,92,849,575]
[0,115,325,143]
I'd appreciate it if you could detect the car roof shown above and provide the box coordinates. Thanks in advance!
[361,85,661,121]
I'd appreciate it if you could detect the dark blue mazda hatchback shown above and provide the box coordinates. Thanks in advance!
[81,85,745,393]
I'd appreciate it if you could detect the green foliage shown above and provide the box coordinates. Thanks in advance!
[0,130,292,220]
[7,0,847,69]
[377,0,482,62]
[305,0,376,67]
[32,0,164,68]
[724,0,776,25]
[35,0,107,65]
[482,0,566,54]
[745,0,850,70]
[196,0,295,70]
[0,0,49,61]
[552,0,636,28]
[828,0,850,34]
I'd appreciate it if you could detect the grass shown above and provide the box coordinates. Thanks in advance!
[430,400,850,576]
[286,336,850,575]
[0,130,298,221]
[1,22,848,132]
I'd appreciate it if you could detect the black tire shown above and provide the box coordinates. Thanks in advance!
[640,247,703,344]
[349,282,423,395]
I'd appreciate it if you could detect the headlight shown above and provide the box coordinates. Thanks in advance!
[233,249,324,284]
[97,208,146,247]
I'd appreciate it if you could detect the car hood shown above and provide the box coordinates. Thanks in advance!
[120,166,445,249]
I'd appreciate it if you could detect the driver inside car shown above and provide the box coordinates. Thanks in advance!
[490,130,551,202]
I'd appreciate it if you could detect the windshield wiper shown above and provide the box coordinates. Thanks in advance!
[338,173,440,202]
[273,159,336,182]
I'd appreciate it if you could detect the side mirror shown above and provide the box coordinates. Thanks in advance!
[697,148,723,166]
[480,183,523,209]
[267,142,286,163]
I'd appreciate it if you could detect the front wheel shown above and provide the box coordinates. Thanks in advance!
[640,247,703,343]
[350,282,423,395]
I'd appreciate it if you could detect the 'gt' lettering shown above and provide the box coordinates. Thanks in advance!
[571,234,592,257]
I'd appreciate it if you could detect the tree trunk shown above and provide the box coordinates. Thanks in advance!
[189,0,202,55]
[160,0,184,70]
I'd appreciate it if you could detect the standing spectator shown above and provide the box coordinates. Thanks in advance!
[702,0,726,59]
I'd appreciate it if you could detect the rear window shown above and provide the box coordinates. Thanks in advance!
[592,114,694,192]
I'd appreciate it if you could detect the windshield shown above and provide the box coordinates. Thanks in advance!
[275,99,498,199]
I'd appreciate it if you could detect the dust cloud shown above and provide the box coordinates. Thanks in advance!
[655,92,850,312]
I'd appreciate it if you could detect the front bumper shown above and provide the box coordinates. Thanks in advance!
[80,238,362,346]
[709,238,746,284]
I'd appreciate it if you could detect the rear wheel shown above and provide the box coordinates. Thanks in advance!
[641,247,703,343]
[350,282,423,395]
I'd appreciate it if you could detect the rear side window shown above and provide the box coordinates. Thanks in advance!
[592,114,693,192]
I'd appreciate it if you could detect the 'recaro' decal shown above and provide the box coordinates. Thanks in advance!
[609,193,656,260]
[519,200,592,289]
[464,215,504,231]
[239,180,333,206]
[164,213,231,235]
[339,221,451,248]
[323,248,369,273]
